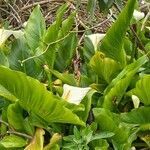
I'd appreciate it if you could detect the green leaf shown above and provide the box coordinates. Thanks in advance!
[43,4,68,69]
[90,132,115,141]
[78,89,96,122]
[46,67,77,86]
[8,38,42,79]
[115,0,122,7]
[99,0,136,66]
[44,3,67,44]
[131,75,150,105]
[93,108,129,146]
[0,51,9,67]
[0,135,27,148]
[55,33,77,72]
[0,144,6,150]
[59,12,75,37]
[25,5,46,51]
[1,105,8,135]
[7,102,34,135]
[73,126,81,141]
[98,0,114,11]
[83,35,94,63]
[121,107,150,126]
[103,71,135,110]
[90,139,109,150]
[55,4,68,28]
[0,65,85,126]
[87,0,96,18]
[90,51,121,83]
[123,37,133,56]
[0,85,17,102]
[102,55,148,110]
[105,55,148,93]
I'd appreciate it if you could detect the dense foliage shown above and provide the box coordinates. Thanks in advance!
[0,0,150,149]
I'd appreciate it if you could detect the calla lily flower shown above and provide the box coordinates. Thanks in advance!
[133,10,145,21]
[86,33,105,51]
[132,95,140,108]
[0,29,23,46]
[62,84,91,105]
[146,27,150,31]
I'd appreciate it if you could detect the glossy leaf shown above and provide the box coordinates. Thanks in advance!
[87,0,96,18]
[121,107,150,125]
[59,12,75,37]
[0,51,9,67]
[25,5,46,51]
[90,132,115,141]
[102,56,148,110]
[78,89,96,122]
[8,38,42,79]
[90,51,121,83]
[90,139,109,150]
[0,135,27,148]
[131,75,150,105]
[83,35,95,63]
[46,67,77,86]
[99,0,136,66]
[55,33,78,71]
[103,71,135,110]
[0,85,16,102]
[7,102,34,135]
[44,4,68,44]
[93,108,130,147]
[55,12,76,70]
[0,66,85,126]
[98,0,114,11]
[44,4,68,68]
[105,55,148,93]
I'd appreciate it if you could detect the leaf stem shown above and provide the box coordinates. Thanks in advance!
[0,119,32,139]
[130,26,147,53]
[0,119,9,127]
[7,131,32,139]
[21,32,71,64]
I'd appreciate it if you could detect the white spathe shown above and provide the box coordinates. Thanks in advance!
[0,29,24,46]
[132,95,140,108]
[86,33,105,51]
[62,84,91,105]
[133,10,145,21]
[146,26,150,31]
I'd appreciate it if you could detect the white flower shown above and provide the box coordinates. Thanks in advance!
[23,22,27,28]
[146,26,150,31]
[86,33,105,51]
[62,84,91,105]
[133,10,145,21]
[131,146,136,150]
[0,29,24,46]
[132,95,140,108]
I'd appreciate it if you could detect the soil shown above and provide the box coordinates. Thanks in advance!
[0,0,113,32]
[0,0,148,32]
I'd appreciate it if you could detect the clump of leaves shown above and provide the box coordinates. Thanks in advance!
[0,0,150,149]
[63,125,114,150]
